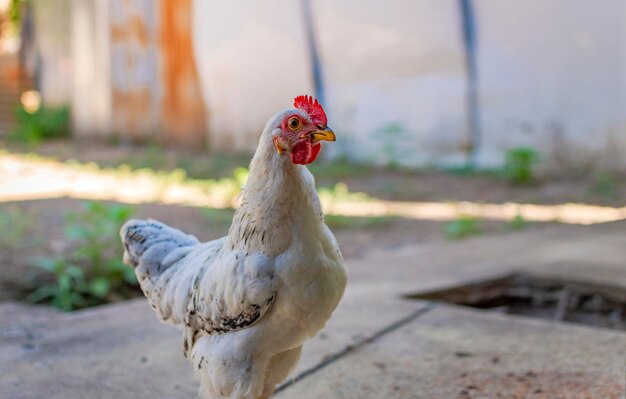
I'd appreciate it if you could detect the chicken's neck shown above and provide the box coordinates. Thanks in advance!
[227,133,323,256]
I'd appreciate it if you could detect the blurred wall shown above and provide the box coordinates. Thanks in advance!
[33,0,72,105]
[108,0,159,140]
[191,0,468,165]
[191,0,626,171]
[192,0,314,152]
[474,0,626,171]
[71,0,206,145]
[32,0,626,171]
[311,0,468,167]
[72,0,111,138]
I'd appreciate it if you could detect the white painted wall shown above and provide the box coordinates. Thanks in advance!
[55,0,626,171]
[191,0,625,171]
[32,0,73,106]
[191,0,469,166]
[473,0,626,171]
[192,0,314,152]
[71,0,112,138]
[312,0,468,167]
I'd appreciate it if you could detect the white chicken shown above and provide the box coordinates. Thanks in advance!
[121,95,348,399]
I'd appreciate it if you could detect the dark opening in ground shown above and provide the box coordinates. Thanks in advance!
[411,274,626,331]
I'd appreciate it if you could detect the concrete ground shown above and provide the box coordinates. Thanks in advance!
[1,221,625,398]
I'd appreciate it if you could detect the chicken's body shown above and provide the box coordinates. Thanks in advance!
[121,102,347,399]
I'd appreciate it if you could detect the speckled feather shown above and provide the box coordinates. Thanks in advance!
[121,106,347,399]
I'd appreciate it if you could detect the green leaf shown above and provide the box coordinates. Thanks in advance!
[32,257,59,272]
[65,265,85,280]
[26,200,137,310]
[509,215,528,231]
[65,225,89,240]
[107,205,133,222]
[25,285,58,303]
[73,245,101,260]
[122,268,138,284]
[444,216,482,240]
[86,201,105,214]
[88,278,111,298]
[58,274,72,291]
[503,147,539,185]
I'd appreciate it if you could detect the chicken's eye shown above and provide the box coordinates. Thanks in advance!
[287,116,302,131]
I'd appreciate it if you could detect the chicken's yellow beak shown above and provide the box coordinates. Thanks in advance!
[310,127,336,143]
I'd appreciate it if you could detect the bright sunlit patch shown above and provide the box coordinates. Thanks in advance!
[20,90,42,114]
[1,152,625,225]
[322,201,626,225]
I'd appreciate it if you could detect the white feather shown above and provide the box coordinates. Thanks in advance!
[121,109,347,399]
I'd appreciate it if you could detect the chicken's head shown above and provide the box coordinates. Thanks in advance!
[272,95,336,165]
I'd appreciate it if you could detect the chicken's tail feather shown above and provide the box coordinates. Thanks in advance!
[121,219,199,284]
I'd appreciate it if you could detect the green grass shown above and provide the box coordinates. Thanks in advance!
[443,216,482,240]
[588,172,618,199]
[508,215,528,231]
[7,105,70,145]
[325,214,397,230]
[503,147,539,185]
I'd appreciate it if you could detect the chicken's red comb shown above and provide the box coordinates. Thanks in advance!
[294,95,327,125]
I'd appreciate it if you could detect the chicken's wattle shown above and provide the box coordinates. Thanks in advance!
[291,141,321,165]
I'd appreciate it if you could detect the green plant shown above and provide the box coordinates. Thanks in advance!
[324,214,396,230]
[26,257,86,311]
[503,147,538,184]
[7,105,70,144]
[589,172,618,199]
[65,202,137,292]
[27,202,136,311]
[444,216,482,240]
[8,0,25,33]
[509,214,528,231]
